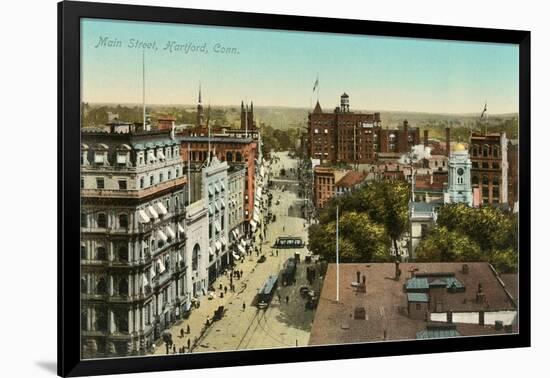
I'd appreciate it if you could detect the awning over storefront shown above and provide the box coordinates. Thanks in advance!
[220,182,226,191]
[250,219,258,231]
[240,239,246,247]
[178,223,185,234]
[215,241,222,251]
[214,183,220,193]
[221,199,226,209]
[256,187,262,198]
[208,186,214,196]
[208,205,213,215]
[150,264,156,278]
[215,202,220,212]
[138,210,150,223]
[157,230,168,242]
[209,247,214,257]
[142,273,149,286]
[147,205,159,219]
[156,202,168,215]
[232,252,240,260]
[158,150,166,160]
[238,244,246,255]
[166,226,176,239]
[234,228,240,237]
[215,222,221,232]
[177,251,183,263]
[220,237,227,246]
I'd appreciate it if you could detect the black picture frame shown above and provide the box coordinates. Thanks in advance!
[58,1,531,376]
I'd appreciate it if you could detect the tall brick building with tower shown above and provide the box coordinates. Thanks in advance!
[307,93,420,164]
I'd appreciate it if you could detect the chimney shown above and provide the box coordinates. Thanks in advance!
[445,127,451,157]
[478,310,485,326]
[424,130,429,147]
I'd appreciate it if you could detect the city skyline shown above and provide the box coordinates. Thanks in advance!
[81,19,519,114]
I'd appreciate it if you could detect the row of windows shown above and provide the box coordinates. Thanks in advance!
[472,161,500,170]
[471,144,500,158]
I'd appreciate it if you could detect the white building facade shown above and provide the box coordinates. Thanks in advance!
[80,127,187,358]
[202,157,229,284]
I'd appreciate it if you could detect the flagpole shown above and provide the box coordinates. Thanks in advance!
[142,50,146,130]
[317,73,319,103]
[336,205,339,302]
[187,143,191,205]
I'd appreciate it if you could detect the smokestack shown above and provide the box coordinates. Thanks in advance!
[424,130,429,147]
[446,127,451,157]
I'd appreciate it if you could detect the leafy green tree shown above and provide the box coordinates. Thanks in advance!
[415,226,482,262]
[308,211,391,263]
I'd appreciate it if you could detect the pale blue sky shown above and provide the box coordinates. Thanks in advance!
[81,18,519,114]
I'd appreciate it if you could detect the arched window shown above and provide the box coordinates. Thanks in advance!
[118,246,128,262]
[472,144,479,157]
[118,278,128,296]
[236,152,242,162]
[483,144,490,157]
[81,277,87,294]
[493,146,500,158]
[114,309,129,333]
[97,213,107,228]
[119,214,128,228]
[472,176,479,185]
[97,246,107,260]
[492,176,500,185]
[96,277,107,295]
[482,175,489,185]
[81,309,88,331]
[95,307,108,332]
[192,244,200,270]
[226,151,233,162]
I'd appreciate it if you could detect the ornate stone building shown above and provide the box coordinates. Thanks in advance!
[444,143,473,206]
[80,124,187,358]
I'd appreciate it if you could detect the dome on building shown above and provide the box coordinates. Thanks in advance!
[453,142,467,152]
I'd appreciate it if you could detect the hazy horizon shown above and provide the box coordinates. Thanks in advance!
[82,19,519,114]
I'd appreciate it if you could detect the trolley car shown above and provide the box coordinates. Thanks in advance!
[257,275,278,309]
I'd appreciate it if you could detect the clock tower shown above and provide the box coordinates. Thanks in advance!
[444,143,473,206]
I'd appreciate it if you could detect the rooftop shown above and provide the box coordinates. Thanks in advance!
[308,262,517,346]
[179,136,255,144]
[335,171,367,188]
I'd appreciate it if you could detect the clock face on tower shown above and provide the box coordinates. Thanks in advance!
[457,168,464,176]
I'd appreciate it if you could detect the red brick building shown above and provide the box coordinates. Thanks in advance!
[313,166,348,208]
[179,136,258,223]
[469,132,509,205]
[308,93,420,164]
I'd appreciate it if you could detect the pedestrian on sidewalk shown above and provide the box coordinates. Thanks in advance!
[224,286,228,294]
[285,295,289,304]
[186,324,190,334]
[240,270,243,278]
[180,328,184,338]
[242,302,246,311]
[173,345,176,354]
[187,338,191,349]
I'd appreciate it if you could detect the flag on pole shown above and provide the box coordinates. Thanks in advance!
[480,101,487,119]
[313,77,319,93]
